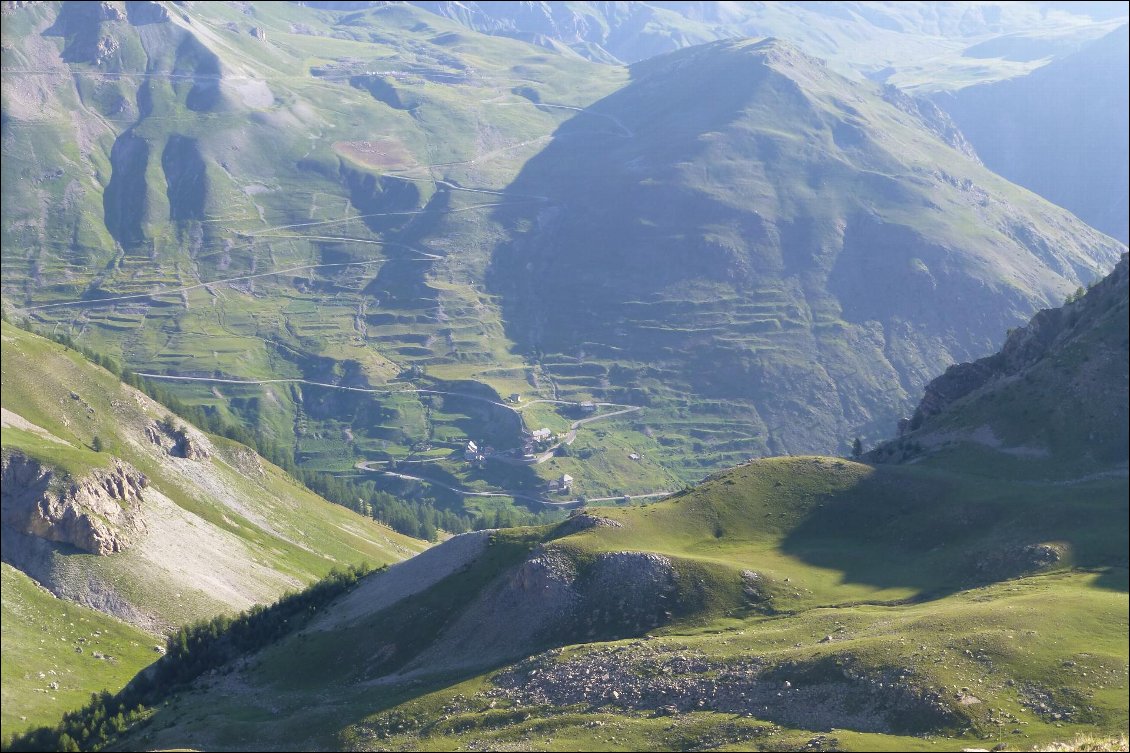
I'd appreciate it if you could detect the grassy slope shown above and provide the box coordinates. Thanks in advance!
[107,448,1127,752]
[0,563,157,738]
[1,321,429,734]
[1,321,426,622]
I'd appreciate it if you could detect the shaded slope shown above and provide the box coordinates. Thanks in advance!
[487,38,1124,466]
[935,25,1130,243]
[873,253,1129,472]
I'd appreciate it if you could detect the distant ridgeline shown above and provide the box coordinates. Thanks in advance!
[0,311,553,538]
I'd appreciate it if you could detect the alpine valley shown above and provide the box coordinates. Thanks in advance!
[1,2,1127,752]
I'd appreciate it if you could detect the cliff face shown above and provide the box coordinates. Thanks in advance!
[0,451,148,555]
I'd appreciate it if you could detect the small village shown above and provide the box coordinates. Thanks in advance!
[456,396,611,496]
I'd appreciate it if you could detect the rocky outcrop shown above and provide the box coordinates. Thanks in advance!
[404,546,680,673]
[489,646,961,734]
[1,451,148,555]
[550,512,623,539]
[910,253,1128,427]
[881,85,981,162]
[125,0,169,25]
[145,419,212,460]
[44,1,126,64]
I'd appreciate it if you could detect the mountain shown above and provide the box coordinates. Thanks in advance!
[17,259,1127,752]
[0,2,1124,523]
[411,0,1127,85]
[487,37,1123,468]
[1,320,425,734]
[934,25,1130,243]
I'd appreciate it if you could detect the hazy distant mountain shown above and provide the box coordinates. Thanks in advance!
[935,25,1130,243]
[487,38,1122,460]
[411,0,1127,83]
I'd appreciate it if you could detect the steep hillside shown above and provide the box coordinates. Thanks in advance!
[1,562,156,736]
[31,445,1125,751]
[1,318,427,735]
[873,253,1129,473]
[935,25,1130,243]
[488,38,1123,470]
[1,321,426,631]
[0,316,427,737]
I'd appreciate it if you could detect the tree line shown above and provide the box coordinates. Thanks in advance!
[4,565,375,752]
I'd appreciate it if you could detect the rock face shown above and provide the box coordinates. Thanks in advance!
[551,512,623,538]
[1,451,148,555]
[145,419,212,460]
[881,85,981,163]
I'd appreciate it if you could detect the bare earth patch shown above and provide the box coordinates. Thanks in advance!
[333,138,416,171]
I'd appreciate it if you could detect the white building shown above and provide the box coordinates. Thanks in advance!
[532,427,552,442]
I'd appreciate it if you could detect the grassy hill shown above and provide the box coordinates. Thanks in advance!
[1,562,156,737]
[1,320,426,736]
[41,453,1125,751]
[17,261,1126,752]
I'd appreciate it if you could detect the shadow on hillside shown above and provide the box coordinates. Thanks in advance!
[778,464,1129,596]
[484,40,802,361]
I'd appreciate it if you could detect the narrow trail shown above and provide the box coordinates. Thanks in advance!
[478,99,635,139]
[131,373,642,422]
[21,258,405,311]
[361,468,671,509]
